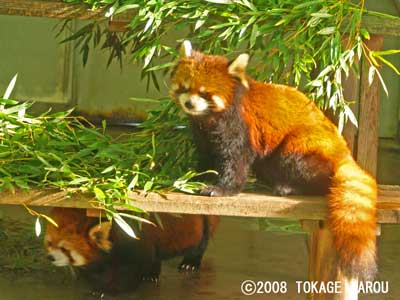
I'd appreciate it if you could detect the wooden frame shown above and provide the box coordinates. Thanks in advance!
[0,2,399,299]
[1,185,399,223]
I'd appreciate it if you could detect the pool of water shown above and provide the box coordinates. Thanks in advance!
[0,206,399,300]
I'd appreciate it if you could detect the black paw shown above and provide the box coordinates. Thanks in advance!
[142,275,160,286]
[178,256,201,272]
[178,262,200,272]
[200,185,236,197]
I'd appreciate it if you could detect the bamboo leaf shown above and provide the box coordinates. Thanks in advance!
[375,68,389,96]
[368,66,376,85]
[375,55,400,75]
[317,27,335,35]
[144,46,157,68]
[113,213,137,239]
[344,106,358,127]
[93,187,106,201]
[35,217,42,237]
[4,74,18,100]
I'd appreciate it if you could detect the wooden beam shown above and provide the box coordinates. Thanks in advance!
[360,15,400,37]
[1,185,399,223]
[0,1,400,37]
[0,0,107,20]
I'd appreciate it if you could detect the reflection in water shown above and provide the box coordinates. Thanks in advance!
[0,206,399,300]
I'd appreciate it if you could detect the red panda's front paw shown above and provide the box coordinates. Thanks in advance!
[200,185,238,197]
[142,276,160,286]
[200,185,225,197]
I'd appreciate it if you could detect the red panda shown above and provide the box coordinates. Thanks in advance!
[170,41,377,283]
[45,207,219,292]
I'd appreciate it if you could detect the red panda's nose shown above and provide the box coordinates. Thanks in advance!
[47,255,55,262]
[184,100,194,110]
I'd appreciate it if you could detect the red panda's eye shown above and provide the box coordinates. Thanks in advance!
[59,246,69,253]
[199,92,212,101]
[175,86,189,94]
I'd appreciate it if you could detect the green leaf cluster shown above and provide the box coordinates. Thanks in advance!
[0,85,203,217]
[59,0,400,127]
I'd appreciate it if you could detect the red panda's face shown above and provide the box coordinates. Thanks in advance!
[44,230,97,267]
[44,208,112,267]
[171,53,234,116]
[170,41,249,116]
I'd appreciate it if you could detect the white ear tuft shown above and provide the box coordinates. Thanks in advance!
[228,53,249,88]
[180,40,193,57]
[228,53,249,74]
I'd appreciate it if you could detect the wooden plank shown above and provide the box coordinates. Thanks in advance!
[360,15,400,37]
[1,186,399,223]
[0,1,400,37]
[356,35,384,176]
[0,0,106,20]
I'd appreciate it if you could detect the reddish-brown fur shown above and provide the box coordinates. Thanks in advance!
[172,48,377,280]
[141,213,219,257]
[45,207,103,265]
[45,207,219,288]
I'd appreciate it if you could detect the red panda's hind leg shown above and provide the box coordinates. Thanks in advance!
[178,215,211,272]
[253,148,333,196]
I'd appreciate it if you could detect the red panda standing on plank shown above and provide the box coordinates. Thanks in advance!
[170,41,377,284]
[45,207,219,293]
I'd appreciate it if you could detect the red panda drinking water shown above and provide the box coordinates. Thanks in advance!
[170,41,377,287]
[45,207,219,293]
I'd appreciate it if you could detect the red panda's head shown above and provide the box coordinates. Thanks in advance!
[44,208,112,267]
[170,41,249,116]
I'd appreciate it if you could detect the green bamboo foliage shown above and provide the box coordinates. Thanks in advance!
[0,76,205,226]
[60,0,399,129]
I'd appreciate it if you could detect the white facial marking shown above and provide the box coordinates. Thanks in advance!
[183,81,190,89]
[70,250,86,266]
[191,95,208,112]
[212,95,226,110]
[199,86,206,93]
[179,93,209,115]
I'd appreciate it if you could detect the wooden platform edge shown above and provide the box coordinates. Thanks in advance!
[0,186,399,223]
[0,1,400,37]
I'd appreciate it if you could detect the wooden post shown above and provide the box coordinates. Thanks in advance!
[301,220,337,300]
[356,35,384,176]
[302,220,382,300]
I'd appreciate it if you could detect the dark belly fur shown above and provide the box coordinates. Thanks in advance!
[253,146,333,196]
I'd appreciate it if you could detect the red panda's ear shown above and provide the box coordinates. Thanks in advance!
[228,53,249,89]
[89,222,112,252]
[180,40,193,57]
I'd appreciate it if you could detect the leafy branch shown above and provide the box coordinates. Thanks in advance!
[60,0,400,125]
[0,75,205,234]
